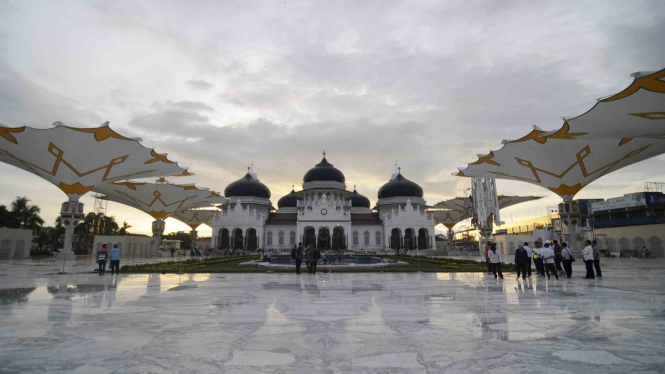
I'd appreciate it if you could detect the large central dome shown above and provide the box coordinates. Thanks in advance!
[377,172,423,199]
[303,156,345,183]
[224,172,271,199]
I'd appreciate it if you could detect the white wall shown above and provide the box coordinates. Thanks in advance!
[593,224,665,258]
[93,235,154,257]
[0,228,33,259]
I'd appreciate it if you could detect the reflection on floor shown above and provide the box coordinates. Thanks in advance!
[1,258,664,373]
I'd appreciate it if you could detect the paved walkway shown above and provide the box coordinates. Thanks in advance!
[1,258,664,373]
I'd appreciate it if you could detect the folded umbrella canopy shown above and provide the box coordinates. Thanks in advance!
[94,180,226,254]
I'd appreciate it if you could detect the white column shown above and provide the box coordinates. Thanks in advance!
[59,196,83,258]
[151,218,165,255]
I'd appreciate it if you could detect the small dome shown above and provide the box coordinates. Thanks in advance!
[303,156,345,183]
[224,172,271,199]
[346,188,370,208]
[277,188,302,208]
[377,172,423,199]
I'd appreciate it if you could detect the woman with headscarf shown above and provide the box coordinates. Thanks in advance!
[488,242,503,279]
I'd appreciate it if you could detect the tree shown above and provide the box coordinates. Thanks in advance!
[0,205,10,227]
[164,232,192,249]
[118,221,132,235]
[7,197,44,232]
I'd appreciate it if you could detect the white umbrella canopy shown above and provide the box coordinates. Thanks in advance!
[455,134,663,200]
[455,68,665,200]
[0,122,191,199]
[94,180,226,219]
[556,68,665,140]
[170,209,217,230]
[432,195,542,229]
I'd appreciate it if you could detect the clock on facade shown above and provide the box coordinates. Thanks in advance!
[321,208,328,215]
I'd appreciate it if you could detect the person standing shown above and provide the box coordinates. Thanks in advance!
[540,243,559,280]
[582,240,595,279]
[292,243,304,274]
[109,244,121,275]
[523,242,533,277]
[592,240,602,278]
[645,246,651,259]
[307,245,320,274]
[488,243,503,279]
[514,243,529,280]
[561,242,574,279]
[553,240,564,277]
[533,241,544,276]
[484,241,492,274]
[97,244,108,276]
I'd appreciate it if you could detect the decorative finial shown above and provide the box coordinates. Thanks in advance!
[247,166,250,173]
[292,185,295,191]
[398,166,401,173]
[323,150,326,158]
[354,184,356,191]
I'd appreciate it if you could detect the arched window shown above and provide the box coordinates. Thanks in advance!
[353,231,359,245]
[278,231,284,245]
[364,231,370,245]
[376,231,381,245]
[290,231,296,245]
[267,231,273,246]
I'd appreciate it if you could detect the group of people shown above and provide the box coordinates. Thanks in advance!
[96,244,121,276]
[290,242,322,274]
[484,239,603,280]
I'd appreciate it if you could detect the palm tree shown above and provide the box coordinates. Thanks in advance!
[0,205,10,227]
[118,221,132,235]
[9,197,44,232]
[101,215,119,235]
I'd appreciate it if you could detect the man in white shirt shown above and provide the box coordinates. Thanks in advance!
[581,240,595,279]
[523,242,533,277]
[539,243,559,280]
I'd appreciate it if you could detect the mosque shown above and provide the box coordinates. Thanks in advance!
[211,153,436,251]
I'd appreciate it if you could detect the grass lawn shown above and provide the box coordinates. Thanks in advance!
[121,256,515,273]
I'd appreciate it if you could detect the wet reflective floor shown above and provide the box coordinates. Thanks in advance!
[1,258,665,373]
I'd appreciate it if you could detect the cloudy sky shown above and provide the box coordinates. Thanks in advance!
[1,0,664,236]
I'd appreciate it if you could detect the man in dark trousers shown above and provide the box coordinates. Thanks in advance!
[533,241,545,276]
[592,240,602,278]
[523,242,533,277]
[292,242,304,275]
[514,243,529,280]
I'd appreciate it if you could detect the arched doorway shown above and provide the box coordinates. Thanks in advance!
[332,227,345,249]
[318,227,330,249]
[232,228,243,249]
[418,228,429,249]
[390,228,401,250]
[219,228,229,249]
[304,227,316,247]
[404,228,415,250]
[246,228,258,250]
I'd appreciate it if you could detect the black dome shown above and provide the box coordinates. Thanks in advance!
[277,188,302,208]
[377,173,423,199]
[303,157,345,183]
[224,172,271,199]
[346,188,370,208]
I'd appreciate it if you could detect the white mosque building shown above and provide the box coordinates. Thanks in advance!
[211,154,436,251]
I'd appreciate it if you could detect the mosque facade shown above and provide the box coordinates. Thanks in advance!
[211,154,436,251]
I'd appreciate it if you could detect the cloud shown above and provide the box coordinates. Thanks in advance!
[0,0,664,236]
[187,79,214,90]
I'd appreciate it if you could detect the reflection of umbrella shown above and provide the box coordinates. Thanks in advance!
[0,122,191,258]
[94,180,226,253]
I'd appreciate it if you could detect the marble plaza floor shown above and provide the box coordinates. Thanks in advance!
[1,258,665,373]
